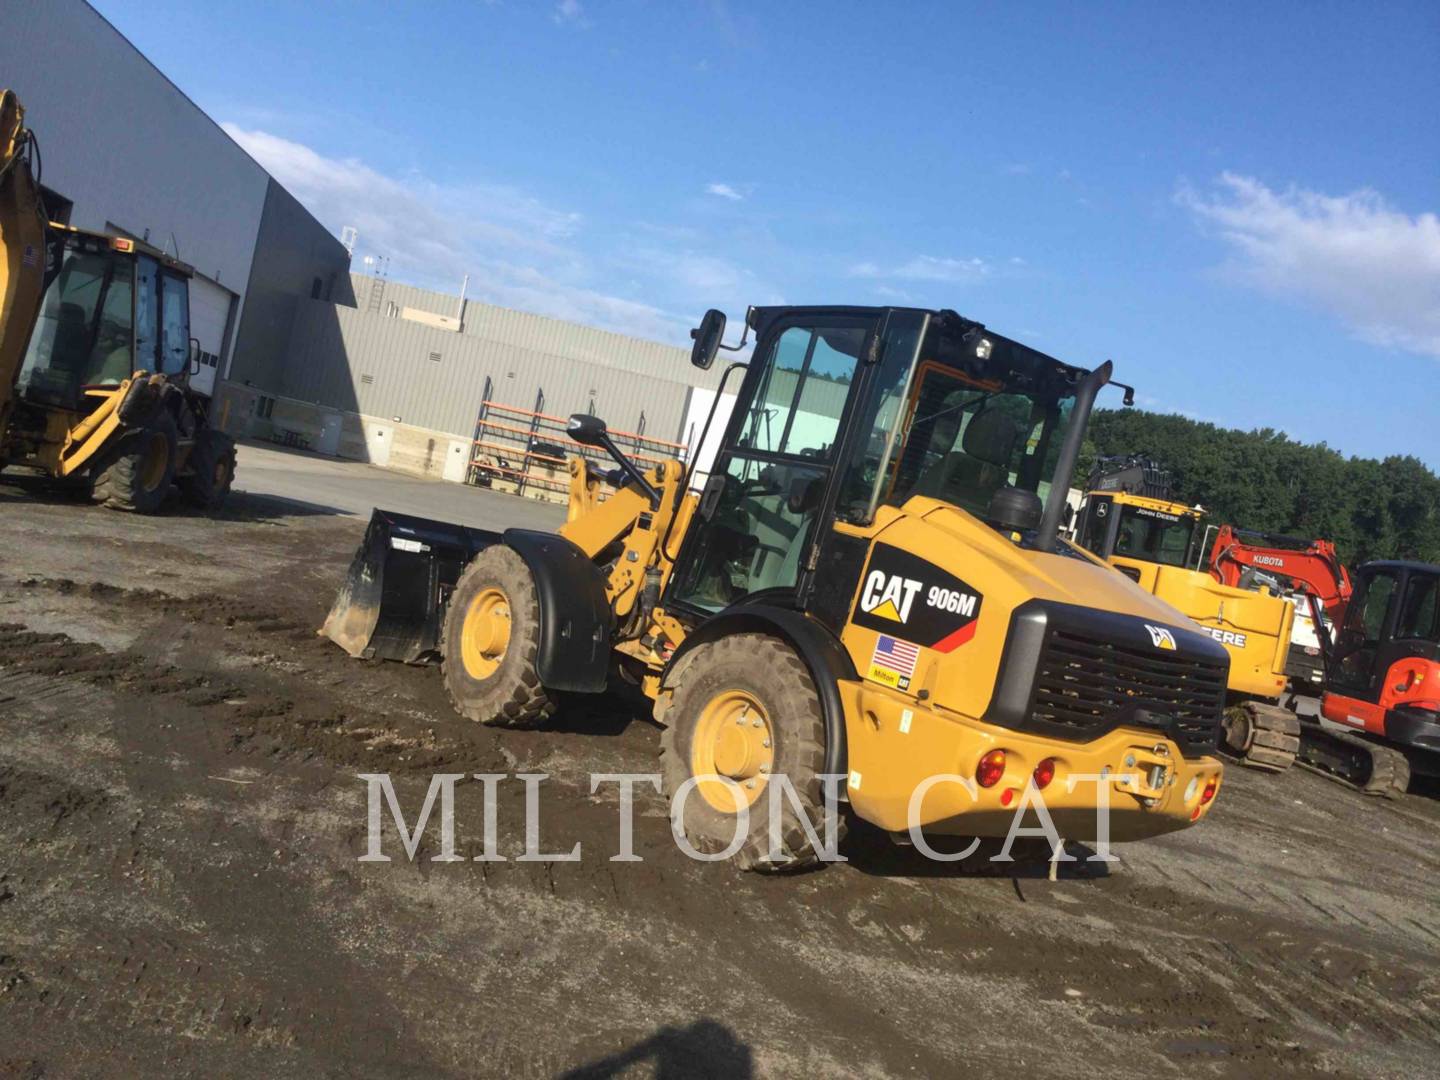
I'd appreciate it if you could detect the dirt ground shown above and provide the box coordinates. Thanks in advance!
[1,454,1437,1079]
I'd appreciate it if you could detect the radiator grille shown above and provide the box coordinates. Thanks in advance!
[1032,629,1226,754]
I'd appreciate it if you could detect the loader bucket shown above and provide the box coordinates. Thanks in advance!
[322,509,499,663]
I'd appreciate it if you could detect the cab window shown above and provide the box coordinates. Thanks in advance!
[739,324,864,459]
[1397,574,1439,643]
[1113,506,1195,568]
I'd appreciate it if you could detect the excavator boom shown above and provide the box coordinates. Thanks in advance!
[1207,525,1352,622]
[0,89,50,435]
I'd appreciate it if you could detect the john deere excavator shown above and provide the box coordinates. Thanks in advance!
[323,304,1231,870]
[0,89,235,511]
[1073,459,1301,771]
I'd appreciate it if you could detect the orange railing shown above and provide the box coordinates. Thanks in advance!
[465,391,688,500]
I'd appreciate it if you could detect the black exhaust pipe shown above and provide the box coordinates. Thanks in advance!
[1035,359,1112,552]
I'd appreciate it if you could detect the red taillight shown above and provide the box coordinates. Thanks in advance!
[1033,758,1056,790]
[976,749,1006,789]
[1200,776,1219,805]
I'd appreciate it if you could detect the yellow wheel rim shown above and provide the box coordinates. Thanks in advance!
[460,587,511,680]
[690,689,774,813]
[140,433,169,492]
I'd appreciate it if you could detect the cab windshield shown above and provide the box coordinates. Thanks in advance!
[1113,504,1197,567]
[17,244,135,408]
[838,313,1079,524]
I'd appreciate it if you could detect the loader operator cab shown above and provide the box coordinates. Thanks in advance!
[15,227,193,413]
[667,307,1088,614]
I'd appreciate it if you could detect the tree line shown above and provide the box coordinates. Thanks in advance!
[1076,409,1440,566]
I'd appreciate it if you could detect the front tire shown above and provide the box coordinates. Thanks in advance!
[440,545,555,728]
[658,634,841,872]
[91,411,178,513]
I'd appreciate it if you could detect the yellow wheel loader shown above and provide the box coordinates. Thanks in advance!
[1074,473,1299,772]
[0,89,235,512]
[325,305,1231,870]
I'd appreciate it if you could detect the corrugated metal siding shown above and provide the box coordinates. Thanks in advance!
[281,298,722,444]
[352,274,720,385]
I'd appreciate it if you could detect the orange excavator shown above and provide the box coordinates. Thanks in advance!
[1207,526,1352,692]
[1205,527,1435,796]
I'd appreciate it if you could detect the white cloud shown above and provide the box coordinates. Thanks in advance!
[552,0,589,27]
[849,255,991,284]
[223,123,698,342]
[1181,172,1440,359]
[704,182,745,201]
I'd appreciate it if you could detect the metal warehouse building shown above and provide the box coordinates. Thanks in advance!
[1,0,350,418]
[3,0,730,491]
[251,274,730,485]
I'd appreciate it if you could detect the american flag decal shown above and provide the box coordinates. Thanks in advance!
[22,244,37,268]
[873,634,919,678]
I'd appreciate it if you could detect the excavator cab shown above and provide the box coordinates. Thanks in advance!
[1321,562,1440,762]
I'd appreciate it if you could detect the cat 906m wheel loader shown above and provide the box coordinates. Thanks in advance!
[0,89,235,511]
[324,304,1231,870]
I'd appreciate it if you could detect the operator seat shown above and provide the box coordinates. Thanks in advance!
[913,407,1019,517]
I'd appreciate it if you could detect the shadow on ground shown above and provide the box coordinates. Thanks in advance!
[561,1019,752,1079]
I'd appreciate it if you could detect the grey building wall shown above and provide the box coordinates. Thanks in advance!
[278,283,730,447]
[0,0,267,313]
[227,179,355,388]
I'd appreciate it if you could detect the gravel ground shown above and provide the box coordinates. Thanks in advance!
[1,446,1437,1078]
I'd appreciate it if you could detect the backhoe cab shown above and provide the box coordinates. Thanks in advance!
[326,305,1230,869]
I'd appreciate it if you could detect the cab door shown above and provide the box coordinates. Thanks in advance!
[1330,566,1402,698]
[665,313,877,615]
[158,270,191,377]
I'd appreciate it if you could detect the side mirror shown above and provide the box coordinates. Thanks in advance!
[689,308,726,370]
[566,413,608,447]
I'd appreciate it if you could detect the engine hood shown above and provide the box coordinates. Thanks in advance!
[837,499,1230,726]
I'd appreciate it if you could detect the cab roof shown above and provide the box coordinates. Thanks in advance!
[47,221,194,276]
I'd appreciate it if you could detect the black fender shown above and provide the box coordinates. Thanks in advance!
[503,529,613,694]
[662,603,855,782]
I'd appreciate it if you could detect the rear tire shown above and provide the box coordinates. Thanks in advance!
[91,411,178,514]
[658,634,842,872]
[179,428,237,510]
[440,545,555,728]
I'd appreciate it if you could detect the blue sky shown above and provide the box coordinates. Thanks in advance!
[98,0,1440,465]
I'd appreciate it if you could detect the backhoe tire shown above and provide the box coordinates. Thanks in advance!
[440,544,555,728]
[1221,701,1300,772]
[658,634,843,873]
[91,411,178,514]
[179,428,237,510]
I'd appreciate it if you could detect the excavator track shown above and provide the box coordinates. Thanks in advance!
[1220,700,1300,772]
[1297,723,1411,799]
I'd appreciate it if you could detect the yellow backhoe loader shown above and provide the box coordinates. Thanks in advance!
[1073,462,1299,771]
[0,89,235,511]
[324,304,1231,870]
